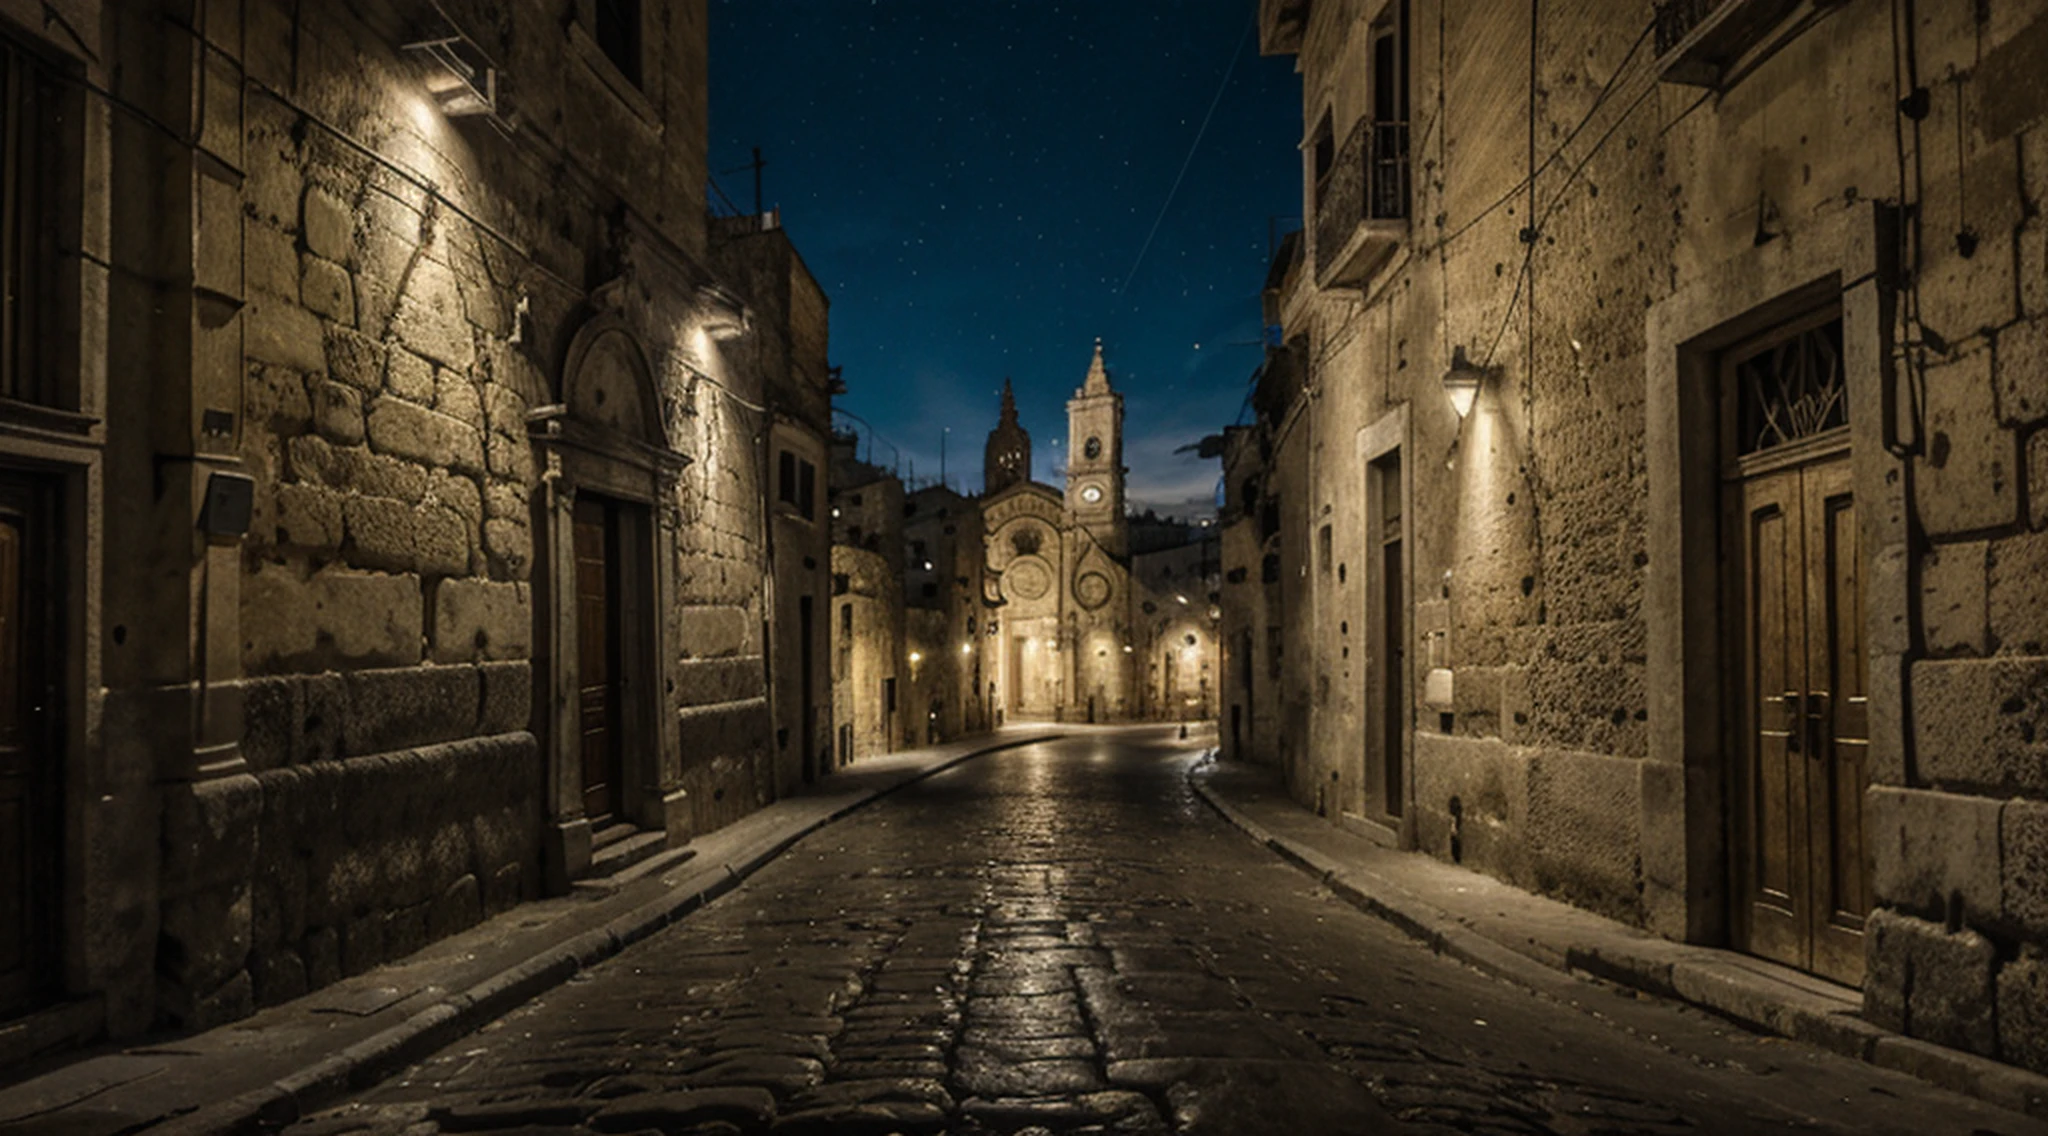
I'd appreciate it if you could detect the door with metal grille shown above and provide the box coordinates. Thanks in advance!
[1725,309,1869,986]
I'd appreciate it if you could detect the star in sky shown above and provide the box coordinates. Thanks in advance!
[710,0,1302,515]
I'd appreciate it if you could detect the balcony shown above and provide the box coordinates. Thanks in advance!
[1653,0,1815,87]
[1313,117,1408,289]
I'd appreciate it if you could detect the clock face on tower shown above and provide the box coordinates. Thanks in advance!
[1080,484,1103,504]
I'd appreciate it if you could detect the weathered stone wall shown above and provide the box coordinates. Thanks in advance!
[905,486,989,741]
[1130,541,1220,721]
[1243,0,2048,1072]
[831,541,905,761]
[98,0,810,1033]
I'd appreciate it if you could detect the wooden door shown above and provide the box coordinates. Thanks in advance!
[573,496,623,823]
[1364,449,1405,820]
[0,474,54,1016]
[1733,452,1868,985]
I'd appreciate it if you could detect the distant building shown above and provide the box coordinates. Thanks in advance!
[829,435,906,763]
[979,342,1219,724]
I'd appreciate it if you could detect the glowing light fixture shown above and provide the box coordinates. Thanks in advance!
[909,651,923,664]
[696,283,751,341]
[1442,345,1493,419]
[404,34,500,119]
[1175,594,1189,605]
[960,642,974,655]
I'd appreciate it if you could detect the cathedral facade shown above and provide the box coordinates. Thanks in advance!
[980,343,1139,723]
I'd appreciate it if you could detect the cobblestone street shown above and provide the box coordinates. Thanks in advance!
[289,729,2038,1136]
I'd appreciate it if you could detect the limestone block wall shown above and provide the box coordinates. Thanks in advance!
[1241,0,2048,1072]
[831,543,904,761]
[106,0,800,1033]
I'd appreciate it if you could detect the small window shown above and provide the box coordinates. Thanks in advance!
[593,0,642,87]
[1310,110,1335,207]
[0,39,61,407]
[1262,553,1281,583]
[799,459,817,519]
[840,603,852,633]
[778,451,799,506]
[884,677,897,713]
[1084,436,1102,460]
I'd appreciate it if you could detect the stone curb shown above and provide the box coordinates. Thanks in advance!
[1185,756,2048,1123]
[152,733,1061,1136]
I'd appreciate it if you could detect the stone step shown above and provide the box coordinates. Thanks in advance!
[574,828,684,893]
[590,821,637,851]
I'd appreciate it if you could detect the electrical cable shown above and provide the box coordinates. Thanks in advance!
[1118,9,1256,296]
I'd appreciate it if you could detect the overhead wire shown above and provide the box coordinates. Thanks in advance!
[1117,9,1257,297]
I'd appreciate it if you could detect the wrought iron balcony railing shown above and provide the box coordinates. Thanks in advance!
[1652,0,1811,87]
[1653,0,1722,56]
[1313,117,1409,287]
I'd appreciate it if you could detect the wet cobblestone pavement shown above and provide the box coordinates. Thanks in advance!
[288,730,2040,1135]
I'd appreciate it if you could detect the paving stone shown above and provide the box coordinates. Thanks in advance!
[786,1077,953,1110]
[430,1098,594,1131]
[768,1101,947,1135]
[588,1087,776,1133]
[952,1053,1104,1097]
[681,1054,824,1094]
[959,1091,1161,1132]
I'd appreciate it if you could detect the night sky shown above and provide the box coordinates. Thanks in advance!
[708,1,1303,517]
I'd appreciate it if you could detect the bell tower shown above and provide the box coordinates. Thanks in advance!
[1065,339,1126,557]
[983,378,1031,495]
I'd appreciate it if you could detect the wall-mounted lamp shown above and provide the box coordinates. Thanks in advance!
[404,34,500,119]
[696,283,751,341]
[1442,345,1494,419]
[909,651,924,664]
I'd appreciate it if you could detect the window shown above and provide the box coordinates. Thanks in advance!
[0,38,60,407]
[1084,436,1102,460]
[884,677,897,713]
[799,459,817,518]
[1730,312,1845,457]
[592,0,642,87]
[1310,110,1335,214]
[778,451,798,505]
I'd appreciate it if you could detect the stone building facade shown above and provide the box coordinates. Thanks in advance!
[829,436,906,763]
[1227,0,2048,1073]
[0,0,831,1059]
[904,484,990,744]
[711,218,833,790]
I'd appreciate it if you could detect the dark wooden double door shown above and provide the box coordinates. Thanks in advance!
[574,495,630,825]
[1731,451,1870,986]
[0,473,57,1018]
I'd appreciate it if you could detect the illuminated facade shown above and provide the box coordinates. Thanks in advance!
[0,0,833,1054]
[980,341,1217,724]
[1228,0,2048,1078]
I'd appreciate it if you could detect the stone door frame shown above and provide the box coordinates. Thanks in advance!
[1642,202,1903,948]
[531,313,688,891]
[1353,402,1412,846]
